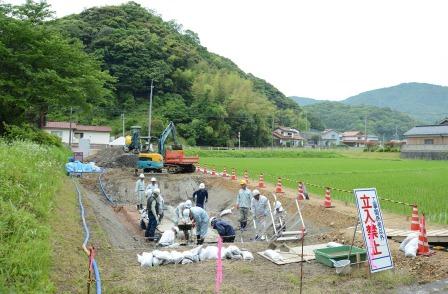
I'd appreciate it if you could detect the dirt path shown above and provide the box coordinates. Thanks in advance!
[77,169,448,293]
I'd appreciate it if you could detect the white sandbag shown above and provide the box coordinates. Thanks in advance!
[137,252,153,267]
[327,242,343,248]
[152,256,161,267]
[170,251,184,264]
[263,249,284,262]
[182,246,202,263]
[153,250,173,264]
[225,245,242,258]
[230,254,243,260]
[220,208,232,217]
[181,258,194,264]
[158,230,175,247]
[241,251,254,261]
[404,237,419,258]
[400,233,419,252]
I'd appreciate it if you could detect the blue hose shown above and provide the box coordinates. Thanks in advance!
[73,179,102,294]
[98,172,115,204]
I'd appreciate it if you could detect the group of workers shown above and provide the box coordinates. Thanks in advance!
[236,179,286,240]
[135,175,286,245]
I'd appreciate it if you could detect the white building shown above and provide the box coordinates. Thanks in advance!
[42,121,112,147]
[272,127,304,147]
[320,129,340,147]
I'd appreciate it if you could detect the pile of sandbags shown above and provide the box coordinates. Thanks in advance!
[399,232,419,257]
[137,245,254,267]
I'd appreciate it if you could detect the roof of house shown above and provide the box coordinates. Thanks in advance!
[321,129,335,134]
[439,117,448,125]
[404,125,448,136]
[42,121,75,129]
[275,126,299,133]
[272,131,304,140]
[42,121,111,132]
[76,124,112,132]
[342,131,362,137]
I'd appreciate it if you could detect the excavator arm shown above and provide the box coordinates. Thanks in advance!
[157,121,180,157]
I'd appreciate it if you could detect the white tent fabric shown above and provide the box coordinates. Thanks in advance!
[109,136,125,146]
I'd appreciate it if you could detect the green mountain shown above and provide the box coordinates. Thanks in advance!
[304,101,421,140]
[46,2,305,146]
[289,96,322,106]
[343,83,448,123]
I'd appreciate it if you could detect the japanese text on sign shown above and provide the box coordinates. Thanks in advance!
[354,188,393,273]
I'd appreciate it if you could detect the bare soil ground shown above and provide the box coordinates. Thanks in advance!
[74,168,448,293]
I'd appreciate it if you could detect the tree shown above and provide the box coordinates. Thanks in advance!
[0,1,114,131]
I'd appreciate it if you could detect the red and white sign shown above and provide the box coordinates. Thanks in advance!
[354,188,394,273]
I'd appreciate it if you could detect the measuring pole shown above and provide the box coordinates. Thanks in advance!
[148,79,154,138]
[121,112,125,138]
[69,106,73,147]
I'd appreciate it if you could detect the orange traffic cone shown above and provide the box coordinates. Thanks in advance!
[323,187,334,208]
[275,177,284,193]
[211,167,216,176]
[258,174,266,188]
[410,205,420,232]
[222,167,228,177]
[417,213,430,256]
[297,182,305,200]
[203,165,207,174]
[244,170,249,184]
[231,168,237,180]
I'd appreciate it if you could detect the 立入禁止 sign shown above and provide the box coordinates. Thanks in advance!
[354,188,394,273]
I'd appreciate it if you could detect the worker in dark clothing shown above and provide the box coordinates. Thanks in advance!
[210,217,235,243]
[192,183,208,209]
[145,188,161,241]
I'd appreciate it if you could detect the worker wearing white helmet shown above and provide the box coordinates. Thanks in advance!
[192,182,208,209]
[236,179,252,230]
[145,177,158,197]
[175,200,193,223]
[145,187,162,241]
[251,189,269,241]
[274,200,287,232]
[134,174,146,210]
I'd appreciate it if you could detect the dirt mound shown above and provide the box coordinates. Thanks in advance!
[87,147,138,168]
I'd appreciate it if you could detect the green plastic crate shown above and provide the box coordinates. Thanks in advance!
[313,245,367,268]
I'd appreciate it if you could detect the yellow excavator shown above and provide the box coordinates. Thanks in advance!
[124,122,198,173]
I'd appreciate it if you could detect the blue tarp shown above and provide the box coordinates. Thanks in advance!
[65,161,103,174]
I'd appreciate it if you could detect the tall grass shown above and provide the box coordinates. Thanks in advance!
[0,140,68,293]
[198,153,448,224]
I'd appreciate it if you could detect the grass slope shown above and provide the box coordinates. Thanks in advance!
[0,140,68,293]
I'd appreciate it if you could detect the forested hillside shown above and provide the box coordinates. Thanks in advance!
[304,101,421,139]
[343,83,448,123]
[47,2,306,146]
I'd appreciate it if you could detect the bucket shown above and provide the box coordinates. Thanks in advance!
[331,259,351,275]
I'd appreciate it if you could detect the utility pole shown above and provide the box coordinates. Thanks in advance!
[121,112,125,138]
[148,79,154,138]
[305,111,308,132]
[364,115,368,146]
[238,131,241,150]
[69,106,73,148]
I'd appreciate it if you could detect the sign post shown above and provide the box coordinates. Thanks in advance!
[353,188,394,273]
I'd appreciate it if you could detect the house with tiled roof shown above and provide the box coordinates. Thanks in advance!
[402,118,448,159]
[319,129,340,147]
[272,126,304,147]
[42,121,112,146]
